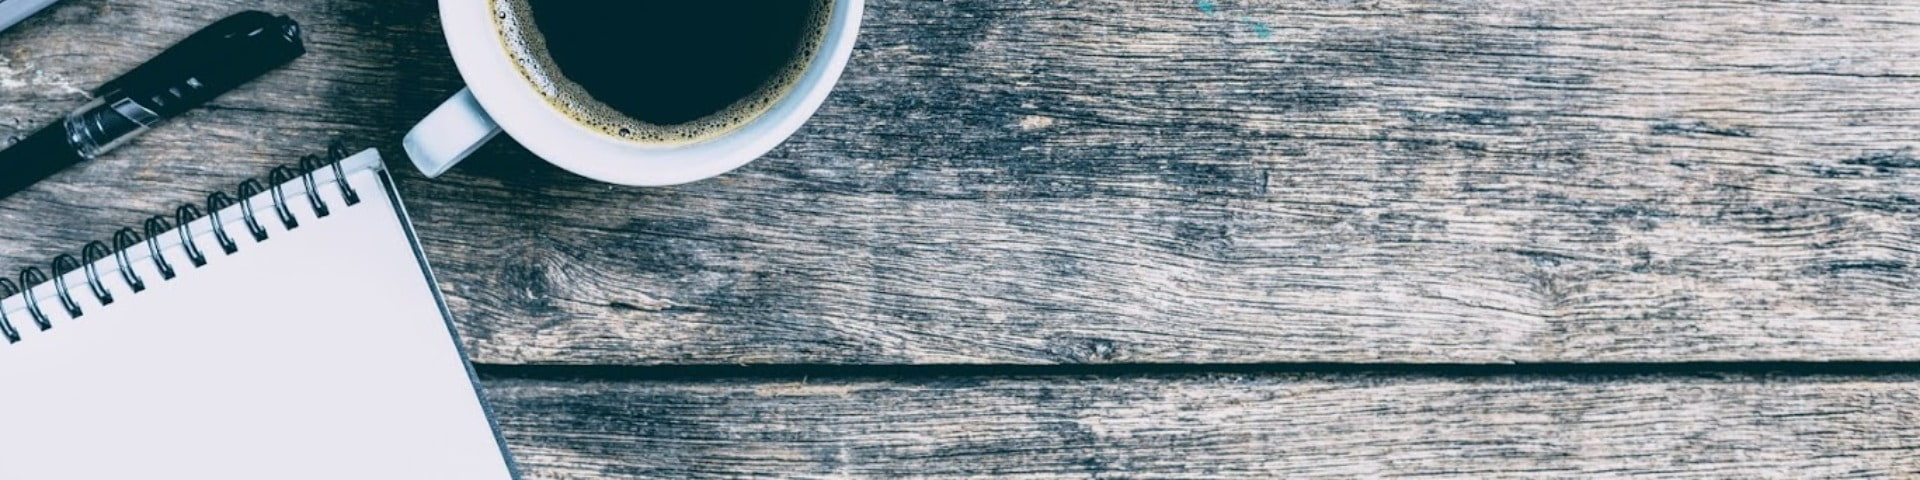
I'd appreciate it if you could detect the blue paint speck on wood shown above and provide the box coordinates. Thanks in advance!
[1196,0,1217,15]
[1243,18,1272,38]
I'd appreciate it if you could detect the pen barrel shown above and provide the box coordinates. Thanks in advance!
[0,90,163,198]
[0,125,90,198]
[93,11,305,118]
[0,11,305,201]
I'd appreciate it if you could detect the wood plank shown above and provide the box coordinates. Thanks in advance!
[485,373,1920,478]
[0,0,1916,364]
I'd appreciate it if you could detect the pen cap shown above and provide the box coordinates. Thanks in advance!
[92,11,306,118]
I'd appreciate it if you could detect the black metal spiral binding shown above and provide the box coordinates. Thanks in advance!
[327,143,362,207]
[298,155,331,217]
[0,148,364,341]
[268,166,303,229]
[112,229,148,292]
[141,219,179,280]
[15,269,52,331]
[0,279,20,343]
[79,242,119,303]
[49,255,90,316]
[235,180,271,241]
[204,193,242,254]
[173,205,211,265]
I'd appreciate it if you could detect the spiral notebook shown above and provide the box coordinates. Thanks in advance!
[0,148,517,479]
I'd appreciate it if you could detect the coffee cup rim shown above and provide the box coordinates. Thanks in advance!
[440,0,862,186]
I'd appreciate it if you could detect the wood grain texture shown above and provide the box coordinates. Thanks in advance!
[0,0,1917,364]
[487,373,1920,479]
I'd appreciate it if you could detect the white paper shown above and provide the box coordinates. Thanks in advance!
[0,151,515,480]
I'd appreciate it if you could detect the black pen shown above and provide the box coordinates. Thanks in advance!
[0,11,305,199]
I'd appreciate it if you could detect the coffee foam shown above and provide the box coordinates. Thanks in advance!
[490,0,832,145]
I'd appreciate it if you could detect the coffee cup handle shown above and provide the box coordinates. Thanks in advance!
[403,87,503,178]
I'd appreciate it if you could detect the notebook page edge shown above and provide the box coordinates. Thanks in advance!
[374,164,524,480]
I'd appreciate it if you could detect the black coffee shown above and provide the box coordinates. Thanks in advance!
[493,0,833,144]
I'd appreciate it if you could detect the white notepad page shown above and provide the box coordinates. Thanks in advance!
[0,150,516,479]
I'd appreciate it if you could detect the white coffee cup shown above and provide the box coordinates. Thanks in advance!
[404,0,864,186]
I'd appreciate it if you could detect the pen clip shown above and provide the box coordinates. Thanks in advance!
[91,10,303,100]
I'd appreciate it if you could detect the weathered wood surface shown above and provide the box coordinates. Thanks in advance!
[431,0,1920,364]
[3,0,1919,365]
[3,0,1919,477]
[484,373,1920,479]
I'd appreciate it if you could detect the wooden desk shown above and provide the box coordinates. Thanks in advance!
[2,0,1916,476]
